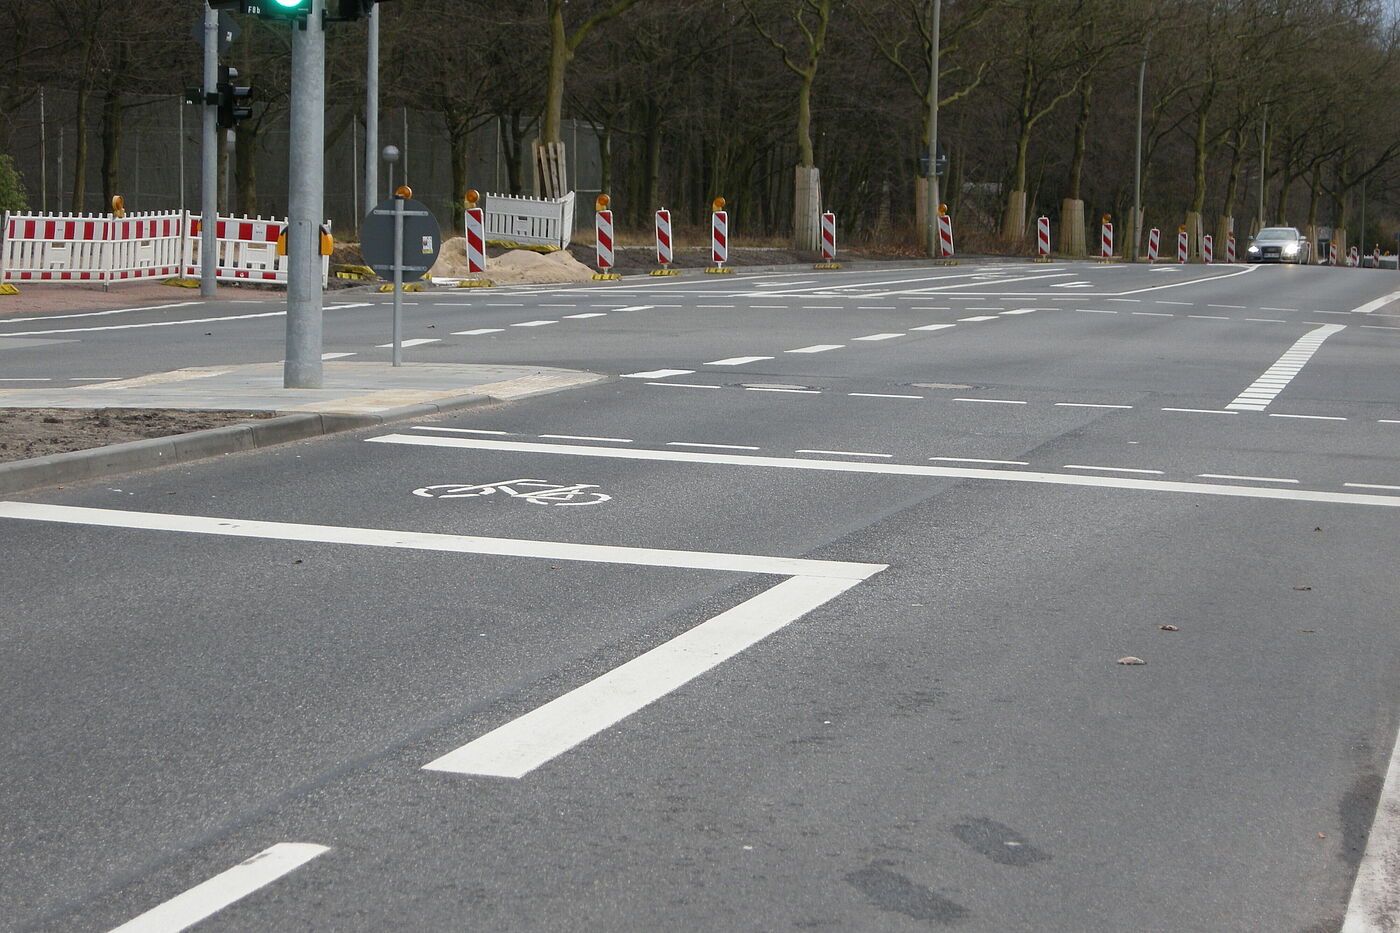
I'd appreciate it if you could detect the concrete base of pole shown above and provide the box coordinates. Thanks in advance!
[1185,211,1204,261]
[1002,190,1028,242]
[1060,199,1087,258]
[793,165,822,252]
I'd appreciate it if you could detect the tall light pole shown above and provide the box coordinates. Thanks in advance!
[364,3,379,221]
[1132,44,1146,262]
[1257,104,1267,231]
[926,0,941,258]
[284,0,326,389]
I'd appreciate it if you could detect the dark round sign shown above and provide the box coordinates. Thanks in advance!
[360,198,442,280]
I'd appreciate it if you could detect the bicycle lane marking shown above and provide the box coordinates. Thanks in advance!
[0,503,885,781]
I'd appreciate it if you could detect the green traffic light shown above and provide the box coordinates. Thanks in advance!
[271,0,303,6]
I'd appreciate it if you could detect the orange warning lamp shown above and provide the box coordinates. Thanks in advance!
[111,195,125,218]
[1179,224,1188,233]
[712,197,726,212]
[464,189,480,207]
[1102,214,1111,223]
[938,203,948,216]
[395,185,413,199]
[596,194,611,211]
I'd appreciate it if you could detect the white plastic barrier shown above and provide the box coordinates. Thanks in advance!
[482,191,576,249]
[184,215,328,285]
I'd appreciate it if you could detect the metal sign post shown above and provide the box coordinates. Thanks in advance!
[361,195,441,366]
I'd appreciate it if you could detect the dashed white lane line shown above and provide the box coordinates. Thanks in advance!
[1159,301,1192,306]
[411,426,512,435]
[1055,402,1133,409]
[1381,420,1400,425]
[1198,473,1300,484]
[1074,308,1117,314]
[1163,408,1238,415]
[453,328,504,335]
[797,449,893,458]
[0,311,286,336]
[954,398,1027,405]
[108,843,330,933]
[367,435,1400,510]
[911,323,956,331]
[746,386,821,394]
[707,356,774,365]
[958,315,999,322]
[1000,308,1038,315]
[1260,307,1296,312]
[0,377,52,381]
[1133,311,1173,316]
[623,369,695,378]
[697,304,735,308]
[1064,464,1165,475]
[539,434,633,444]
[1347,287,1400,314]
[1270,413,1347,421]
[486,302,524,306]
[611,305,657,312]
[853,333,904,341]
[1226,323,1346,411]
[1209,304,1246,309]
[1246,318,1286,323]
[564,312,607,319]
[751,305,791,309]
[376,338,440,348]
[802,305,843,309]
[1345,482,1400,491]
[512,320,557,327]
[321,352,356,360]
[786,344,844,353]
[1189,314,1230,320]
[667,441,760,451]
[850,392,924,399]
[930,457,1029,466]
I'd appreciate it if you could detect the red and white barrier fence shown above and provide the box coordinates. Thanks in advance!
[594,209,614,271]
[1100,220,1113,259]
[655,209,673,266]
[464,207,486,274]
[1177,228,1189,263]
[711,210,729,266]
[1147,228,1160,262]
[1202,234,1214,264]
[820,211,837,262]
[1037,216,1051,257]
[937,210,955,258]
[2,210,328,286]
[1226,233,1236,263]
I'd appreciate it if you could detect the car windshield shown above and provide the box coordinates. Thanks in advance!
[1257,228,1300,240]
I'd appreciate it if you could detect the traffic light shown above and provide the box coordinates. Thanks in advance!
[239,0,311,19]
[215,65,255,130]
[334,0,390,21]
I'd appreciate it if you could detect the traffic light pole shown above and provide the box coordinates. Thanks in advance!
[201,3,218,297]
[285,0,325,388]
[364,4,379,218]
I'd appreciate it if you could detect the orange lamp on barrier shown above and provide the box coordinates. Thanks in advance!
[395,185,413,199]
[464,189,480,207]
[712,197,726,212]
[938,203,948,217]
[596,194,611,211]
[111,195,126,218]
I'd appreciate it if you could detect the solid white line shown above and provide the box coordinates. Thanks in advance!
[1345,483,1400,491]
[1161,407,1238,415]
[958,315,999,322]
[0,301,204,324]
[563,312,607,319]
[667,441,760,450]
[320,352,356,360]
[0,377,52,381]
[1346,288,1400,314]
[453,328,504,335]
[1000,308,1039,315]
[1342,710,1400,931]
[1197,473,1300,484]
[108,843,329,933]
[852,333,904,340]
[1115,265,1257,296]
[538,434,632,443]
[422,574,867,778]
[611,305,656,312]
[1064,464,1164,475]
[786,344,844,353]
[745,387,820,394]
[1226,323,1345,410]
[911,323,956,331]
[849,393,923,399]
[376,338,439,348]
[648,382,720,389]
[1269,413,1347,421]
[930,457,1029,466]
[0,311,285,336]
[365,435,1400,508]
[797,449,892,458]
[511,320,556,327]
[707,356,774,365]
[410,427,512,435]
[623,369,695,378]
[1055,402,1133,409]
[954,397,1027,405]
[0,503,882,579]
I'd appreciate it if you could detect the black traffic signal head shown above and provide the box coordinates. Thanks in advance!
[215,66,255,129]
[334,0,391,21]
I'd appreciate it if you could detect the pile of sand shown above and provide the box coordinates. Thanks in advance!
[429,237,595,284]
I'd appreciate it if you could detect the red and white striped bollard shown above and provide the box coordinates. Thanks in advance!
[1036,216,1051,258]
[712,209,729,267]
[1202,234,1213,264]
[820,211,837,262]
[1147,227,1160,263]
[1177,227,1189,263]
[655,208,673,267]
[595,208,614,272]
[1099,217,1113,259]
[464,207,485,275]
[937,206,955,258]
[1226,233,1236,263]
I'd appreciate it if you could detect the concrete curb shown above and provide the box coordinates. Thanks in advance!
[0,391,500,496]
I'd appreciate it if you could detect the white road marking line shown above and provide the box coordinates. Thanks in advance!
[1116,264,1258,296]
[622,369,695,378]
[411,427,513,435]
[751,305,791,309]
[954,398,1027,405]
[1132,311,1174,316]
[0,377,51,381]
[1189,315,1230,320]
[796,449,893,458]
[1314,310,1352,315]
[452,328,504,335]
[1074,308,1117,314]
[1106,298,1142,303]
[1381,420,1400,424]
[856,306,897,310]
[802,305,843,309]
[539,434,633,443]
[1225,323,1345,411]
[539,303,577,307]
[365,435,1400,509]
[1197,473,1300,484]
[375,338,440,348]
[1055,402,1133,409]
[424,574,871,778]
[1345,483,1400,491]
[0,300,203,324]
[512,320,557,327]
[849,393,923,399]
[1245,318,1286,323]
[853,333,904,341]
[1051,282,1093,288]
[1269,413,1347,421]
[320,352,356,360]
[1346,288,1400,314]
[911,323,956,331]
[745,387,820,394]
[1064,464,1165,475]
[325,302,375,310]
[108,843,329,933]
[707,356,774,365]
[697,304,735,308]
[1209,304,1246,309]
[958,315,999,321]
[563,312,607,319]
[930,457,1029,466]
[1159,301,1192,305]
[648,382,720,389]
[1362,325,1400,331]
[486,302,524,306]
[1170,408,1243,415]
[611,305,657,312]
[667,441,760,450]
[1000,308,1038,315]
[1260,307,1296,312]
[0,311,285,336]
[786,344,844,353]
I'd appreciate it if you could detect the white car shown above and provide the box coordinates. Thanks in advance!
[1246,227,1310,264]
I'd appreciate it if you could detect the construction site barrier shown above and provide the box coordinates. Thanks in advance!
[482,191,576,250]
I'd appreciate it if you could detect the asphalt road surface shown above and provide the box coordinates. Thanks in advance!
[4,260,1400,932]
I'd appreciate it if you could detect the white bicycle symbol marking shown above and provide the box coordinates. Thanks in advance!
[412,479,611,506]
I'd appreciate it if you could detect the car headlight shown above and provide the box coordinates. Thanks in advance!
[1247,245,1260,253]
[1282,244,1298,255]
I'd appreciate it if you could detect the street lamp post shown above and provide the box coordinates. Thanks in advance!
[1132,44,1146,261]
[926,0,941,258]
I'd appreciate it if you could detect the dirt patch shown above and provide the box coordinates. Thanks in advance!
[428,238,597,284]
[0,408,275,463]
